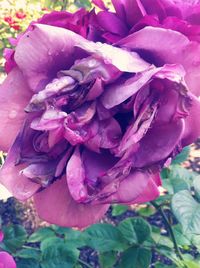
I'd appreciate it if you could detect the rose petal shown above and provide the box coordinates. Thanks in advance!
[34,176,109,228]
[96,11,128,36]
[66,147,88,202]
[117,26,200,96]
[15,24,85,92]
[132,173,160,203]
[15,24,149,92]
[0,136,41,200]
[0,68,32,151]
[0,231,4,242]
[0,252,16,268]
[134,119,185,167]
[182,94,200,146]
[93,171,159,204]
[112,0,145,26]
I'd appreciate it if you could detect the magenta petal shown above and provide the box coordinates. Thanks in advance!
[82,149,117,181]
[34,176,109,228]
[66,147,88,202]
[0,252,16,268]
[0,68,32,151]
[94,171,159,204]
[117,26,189,63]
[134,119,185,167]
[15,24,149,92]
[112,0,145,26]
[117,26,200,96]
[15,24,84,92]
[182,94,200,146]
[101,67,158,109]
[0,231,4,242]
[133,174,160,204]
[96,11,128,36]
[0,138,40,200]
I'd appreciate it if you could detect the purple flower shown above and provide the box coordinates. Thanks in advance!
[0,1,200,228]
[0,231,16,268]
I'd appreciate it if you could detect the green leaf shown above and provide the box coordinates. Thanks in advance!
[85,223,126,252]
[44,226,87,248]
[183,260,200,268]
[172,190,200,234]
[172,225,191,246]
[193,176,200,201]
[118,246,152,268]
[74,0,92,8]
[40,237,63,252]
[137,205,155,217]
[17,259,41,268]
[99,251,117,268]
[27,227,56,243]
[172,146,190,164]
[2,225,27,252]
[118,217,151,244]
[154,194,172,206]
[15,248,41,260]
[151,231,173,248]
[41,242,79,268]
[112,205,128,216]
[155,263,177,268]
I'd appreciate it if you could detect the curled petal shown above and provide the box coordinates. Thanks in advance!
[117,26,200,96]
[34,176,109,228]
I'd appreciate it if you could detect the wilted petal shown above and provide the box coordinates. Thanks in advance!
[0,68,32,151]
[92,171,159,204]
[34,176,109,228]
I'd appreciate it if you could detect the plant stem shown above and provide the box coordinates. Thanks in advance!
[61,0,68,10]
[151,201,184,261]
[78,259,93,268]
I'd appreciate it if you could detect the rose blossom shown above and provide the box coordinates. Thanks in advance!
[0,231,16,268]
[0,0,200,228]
